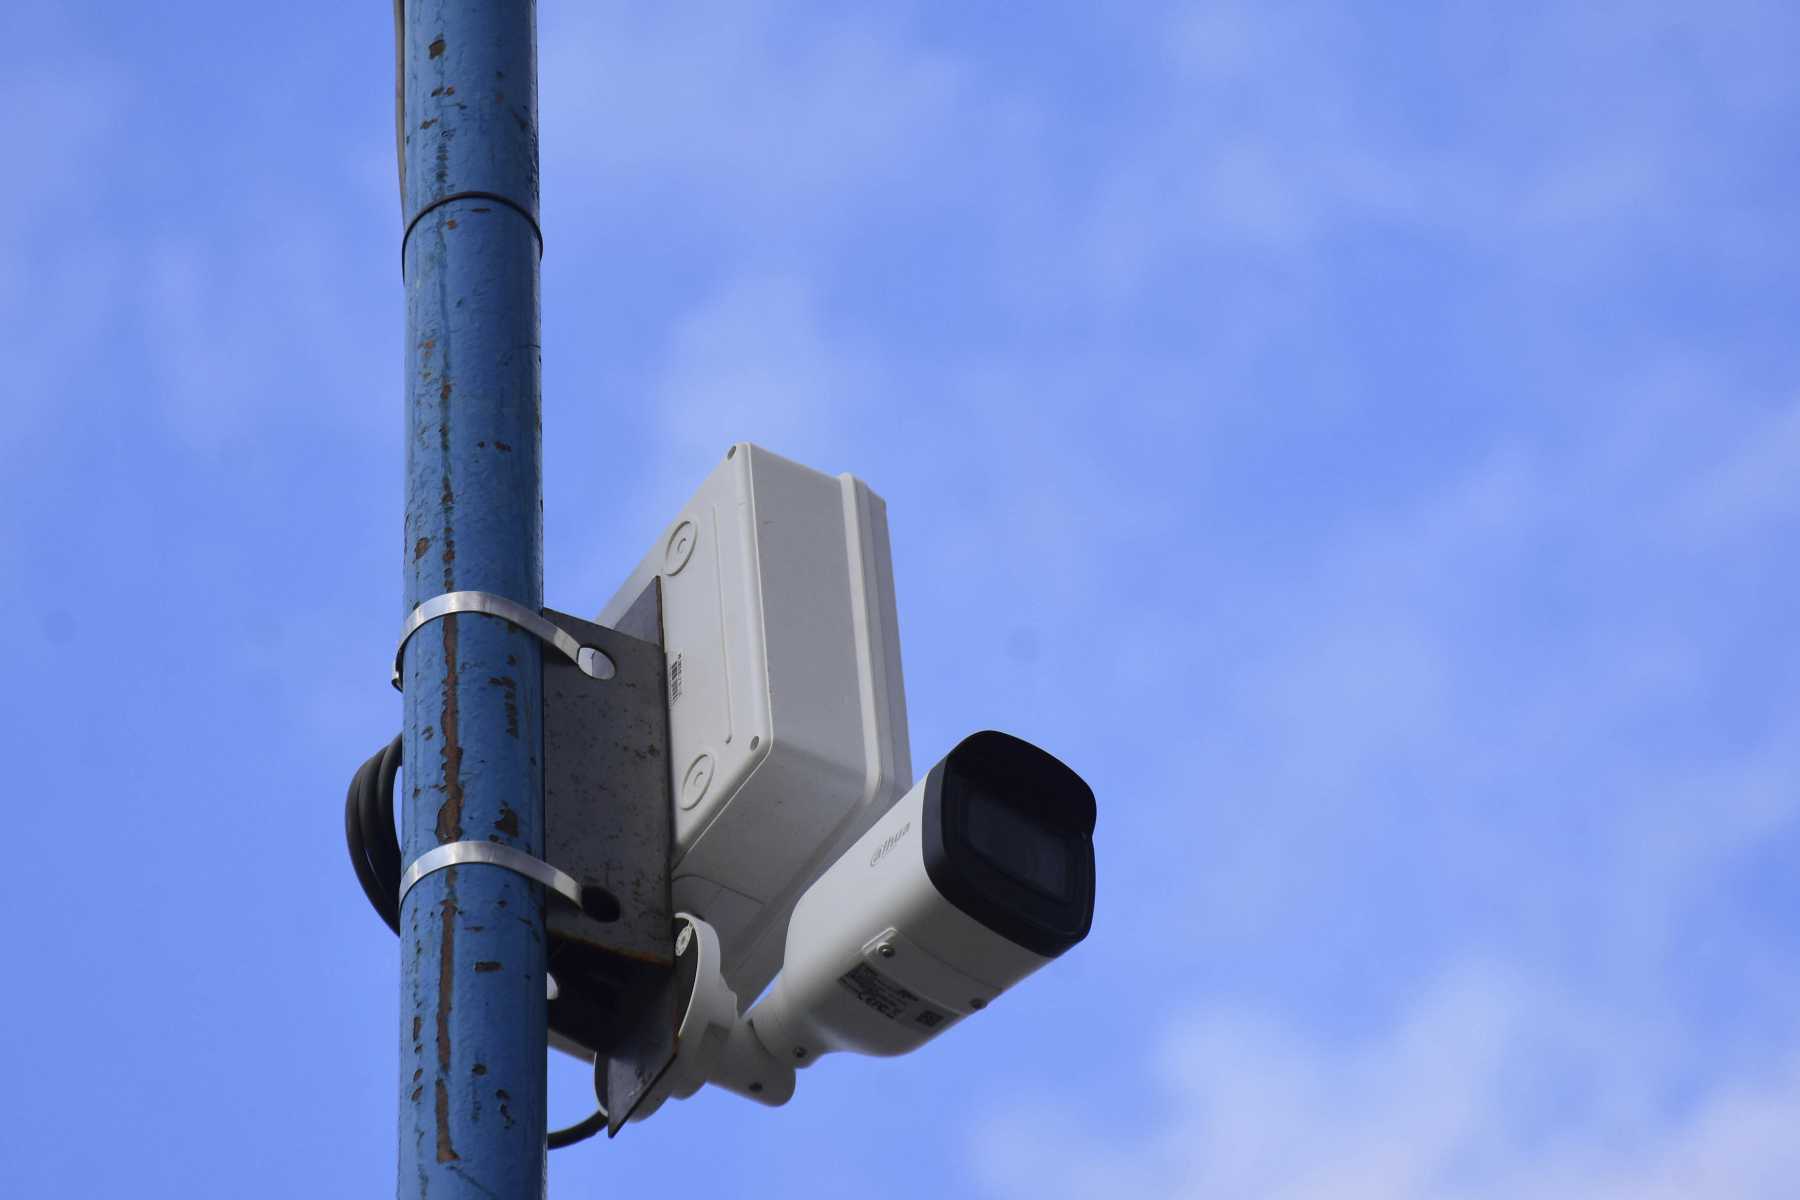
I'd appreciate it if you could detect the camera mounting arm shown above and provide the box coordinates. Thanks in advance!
[621,915,795,1124]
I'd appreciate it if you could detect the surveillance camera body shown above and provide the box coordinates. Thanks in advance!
[746,786,1031,1065]
[630,733,1096,1116]
[747,731,1096,1068]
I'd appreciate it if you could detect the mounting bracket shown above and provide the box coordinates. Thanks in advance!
[540,586,678,1134]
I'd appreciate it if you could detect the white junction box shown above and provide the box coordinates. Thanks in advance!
[598,443,912,1003]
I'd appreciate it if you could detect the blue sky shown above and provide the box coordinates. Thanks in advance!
[3,1,1797,1196]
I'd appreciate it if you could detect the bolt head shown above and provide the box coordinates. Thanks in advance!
[877,943,896,958]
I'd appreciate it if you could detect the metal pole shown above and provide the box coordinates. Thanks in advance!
[399,2,546,1196]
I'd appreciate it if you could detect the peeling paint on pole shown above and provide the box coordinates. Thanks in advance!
[398,1,547,1196]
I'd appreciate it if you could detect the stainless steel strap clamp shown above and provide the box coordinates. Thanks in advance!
[398,841,620,922]
[392,590,616,689]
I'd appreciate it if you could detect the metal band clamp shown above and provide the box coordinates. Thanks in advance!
[393,590,615,688]
[398,841,620,922]
[401,189,545,267]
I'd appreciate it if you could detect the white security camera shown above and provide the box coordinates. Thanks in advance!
[629,731,1096,1116]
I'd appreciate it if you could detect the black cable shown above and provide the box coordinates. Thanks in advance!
[362,736,403,917]
[547,1106,609,1149]
[345,735,402,933]
[343,752,384,914]
[344,735,606,1150]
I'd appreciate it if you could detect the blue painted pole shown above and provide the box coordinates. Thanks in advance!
[399,2,546,1196]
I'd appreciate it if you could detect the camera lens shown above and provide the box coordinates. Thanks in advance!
[963,789,1073,901]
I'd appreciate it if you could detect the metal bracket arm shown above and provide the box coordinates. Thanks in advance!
[399,841,618,922]
[393,590,615,688]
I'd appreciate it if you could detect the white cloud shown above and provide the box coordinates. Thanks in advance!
[1676,399,1800,542]
[0,53,128,454]
[651,273,871,465]
[0,39,394,461]
[541,3,966,242]
[1088,0,1800,307]
[549,270,885,608]
[0,53,123,252]
[972,962,1800,1200]
[1166,386,1798,909]
[139,225,394,452]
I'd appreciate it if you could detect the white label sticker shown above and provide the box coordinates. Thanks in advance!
[837,963,953,1030]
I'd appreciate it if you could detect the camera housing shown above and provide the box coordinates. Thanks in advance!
[598,444,912,1005]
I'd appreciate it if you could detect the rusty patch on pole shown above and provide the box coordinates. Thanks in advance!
[435,886,459,1163]
[434,1079,458,1162]
[436,616,464,843]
